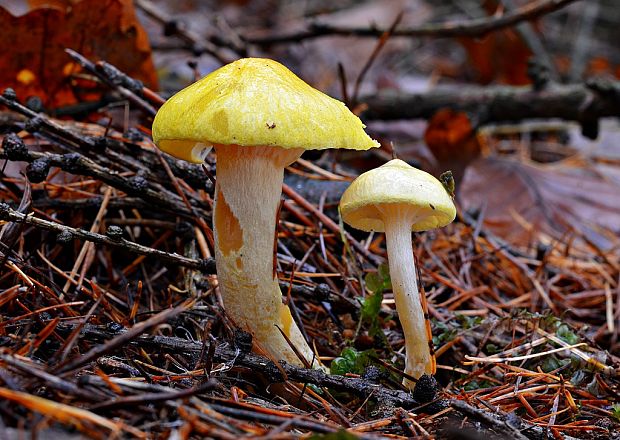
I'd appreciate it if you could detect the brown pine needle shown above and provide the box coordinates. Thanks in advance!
[0,387,125,436]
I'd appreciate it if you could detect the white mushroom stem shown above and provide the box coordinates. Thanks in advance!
[380,205,433,389]
[213,144,316,367]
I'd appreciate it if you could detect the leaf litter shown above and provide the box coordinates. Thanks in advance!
[0,0,619,438]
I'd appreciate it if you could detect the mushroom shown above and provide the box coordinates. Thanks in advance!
[152,58,378,367]
[339,159,455,388]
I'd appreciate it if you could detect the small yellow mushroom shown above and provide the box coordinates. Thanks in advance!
[339,159,456,388]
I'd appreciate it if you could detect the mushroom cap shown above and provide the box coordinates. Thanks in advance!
[152,58,379,163]
[339,159,456,232]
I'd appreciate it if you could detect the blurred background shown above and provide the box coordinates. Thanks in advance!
[2,0,619,251]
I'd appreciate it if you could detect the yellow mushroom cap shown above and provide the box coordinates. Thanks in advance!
[152,58,379,163]
[339,159,456,232]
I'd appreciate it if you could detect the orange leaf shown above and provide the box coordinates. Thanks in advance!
[456,1,533,85]
[424,109,481,186]
[586,56,612,77]
[0,0,157,108]
[458,31,532,85]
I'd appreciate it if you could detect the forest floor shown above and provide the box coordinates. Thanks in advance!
[0,0,619,438]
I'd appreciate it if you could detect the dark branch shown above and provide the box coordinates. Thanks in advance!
[74,326,420,408]
[1,134,209,218]
[135,0,236,63]
[0,203,215,274]
[65,49,158,116]
[243,0,580,45]
[363,80,620,138]
[55,302,195,374]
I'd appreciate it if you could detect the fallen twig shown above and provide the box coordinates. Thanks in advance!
[451,399,530,440]
[243,0,580,45]
[78,326,421,408]
[0,202,215,274]
[363,80,620,138]
[135,0,235,63]
[55,300,195,374]
[0,134,208,218]
[65,49,158,116]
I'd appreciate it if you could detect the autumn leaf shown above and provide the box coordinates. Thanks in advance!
[424,109,481,191]
[0,0,157,108]
[458,30,532,85]
[456,1,533,85]
[461,156,620,248]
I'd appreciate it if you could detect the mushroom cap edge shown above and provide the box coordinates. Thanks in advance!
[152,57,380,163]
[339,159,456,232]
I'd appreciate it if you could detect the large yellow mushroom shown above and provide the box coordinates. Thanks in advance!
[339,159,455,388]
[152,58,378,367]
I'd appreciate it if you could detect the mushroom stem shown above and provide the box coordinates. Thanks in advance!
[213,144,315,367]
[381,206,433,388]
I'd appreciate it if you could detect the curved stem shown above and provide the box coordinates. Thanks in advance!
[382,208,433,388]
[213,145,315,367]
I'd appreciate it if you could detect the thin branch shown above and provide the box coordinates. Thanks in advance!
[243,0,581,45]
[0,92,97,150]
[500,0,559,81]
[0,203,215,274]
[65,49,159,116]
[55,300,195,374]
[282,183,383,266]
[135,0,234,63]
[90,379,219,411]
[451,400,530,440]
[0,134,208,218]
[350,12,403,108]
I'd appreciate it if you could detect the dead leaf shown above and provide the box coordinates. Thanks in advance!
[0,0,157,108]
[586,56,613,78]
[461,156,620,249]
[424,109,481,190]
[456,1,532,85]
[458,31,532,85]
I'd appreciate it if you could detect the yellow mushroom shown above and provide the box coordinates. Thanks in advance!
[152,58,378,367]
[339,159,455,388]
